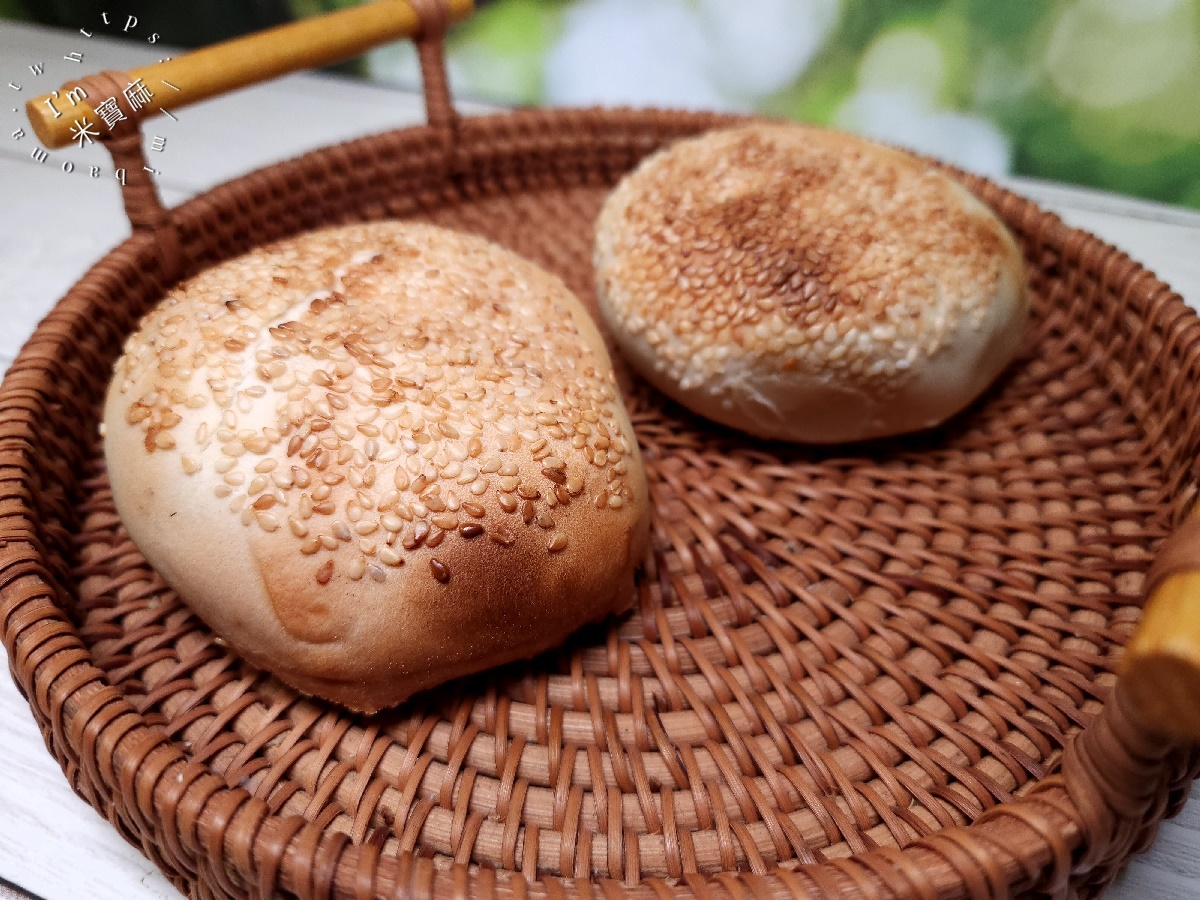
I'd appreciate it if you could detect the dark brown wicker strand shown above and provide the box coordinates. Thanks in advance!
[4,34,1200,899]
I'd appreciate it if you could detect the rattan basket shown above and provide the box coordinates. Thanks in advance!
[5,4,1200,898]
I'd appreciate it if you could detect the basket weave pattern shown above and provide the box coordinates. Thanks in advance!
[3,109,1200,898]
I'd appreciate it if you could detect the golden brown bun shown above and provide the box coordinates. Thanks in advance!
[104,222,649,712]
[594,123,1030,443]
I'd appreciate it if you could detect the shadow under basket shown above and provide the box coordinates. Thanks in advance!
[6,66,1200,900]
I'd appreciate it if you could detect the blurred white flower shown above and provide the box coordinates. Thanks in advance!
[544,0,732,110]
[696,0,840,100]
[544,0,840,110]
[835,87,1011,177]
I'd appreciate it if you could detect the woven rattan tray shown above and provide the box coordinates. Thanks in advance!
[5,4,1200,898]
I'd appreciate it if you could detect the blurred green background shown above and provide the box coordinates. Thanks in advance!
[6,0,1199,208]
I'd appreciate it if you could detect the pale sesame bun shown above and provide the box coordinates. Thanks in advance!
[104,222,649,713]
[594,123,1029,443]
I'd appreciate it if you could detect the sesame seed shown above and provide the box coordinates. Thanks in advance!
[490,523,516,546]
[548,533,568,553]
[118,223,646,568]
[379,547,403,566]
[430,557,451,583]
[347,556,366,580]
[403,521,430,549]
[315,560,334,584]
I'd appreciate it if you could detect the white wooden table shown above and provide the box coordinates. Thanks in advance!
[2,20,1199,900]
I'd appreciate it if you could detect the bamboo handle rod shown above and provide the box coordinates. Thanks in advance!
[27,0,473,149]
[1123,508,1200,742]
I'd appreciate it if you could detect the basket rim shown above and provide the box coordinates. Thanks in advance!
[0,106,1194,899]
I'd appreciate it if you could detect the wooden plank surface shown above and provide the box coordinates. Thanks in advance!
[1,19,1199,900]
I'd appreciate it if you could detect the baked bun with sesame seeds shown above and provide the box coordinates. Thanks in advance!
[103,221,649,713]
[594,123,1029,444]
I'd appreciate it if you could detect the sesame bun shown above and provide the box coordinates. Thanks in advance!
[594,123,1029,443]
[104,222,649,713]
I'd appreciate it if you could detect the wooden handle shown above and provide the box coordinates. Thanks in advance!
[1123,507,1200,742]
[26,0,472,149]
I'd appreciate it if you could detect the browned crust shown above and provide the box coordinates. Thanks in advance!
[594,123,1029,443]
